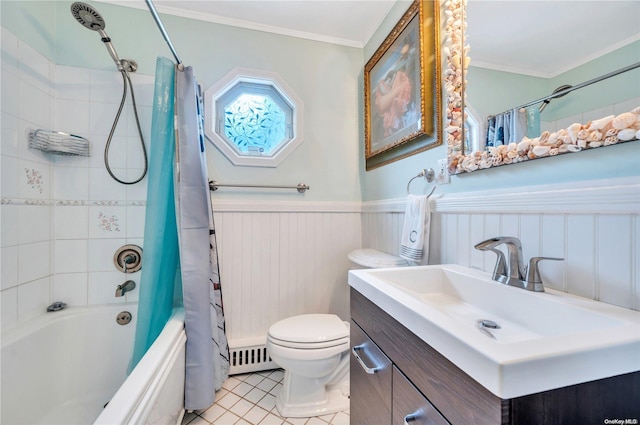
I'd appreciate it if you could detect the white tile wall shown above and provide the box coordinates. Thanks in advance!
[1,27,152,330]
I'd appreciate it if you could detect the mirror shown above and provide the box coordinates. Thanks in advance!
[447,1,640,174]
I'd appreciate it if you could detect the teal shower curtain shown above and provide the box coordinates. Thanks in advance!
[130,57,229,410]
[130,57,181,370]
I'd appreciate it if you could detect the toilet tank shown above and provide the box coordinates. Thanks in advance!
[348,249,408,269]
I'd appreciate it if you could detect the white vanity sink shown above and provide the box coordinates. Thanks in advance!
[348,264,640,399]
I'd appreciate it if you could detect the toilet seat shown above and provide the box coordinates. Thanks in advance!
[268,314,349,348]
[268,335,349,350]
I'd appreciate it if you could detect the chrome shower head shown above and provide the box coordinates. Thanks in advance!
[70,2,106,31]
[70,2,137,72]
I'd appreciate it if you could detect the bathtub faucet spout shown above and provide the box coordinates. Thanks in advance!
[115,280,136,297]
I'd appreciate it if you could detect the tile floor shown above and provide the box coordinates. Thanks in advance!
[182,369,350,425]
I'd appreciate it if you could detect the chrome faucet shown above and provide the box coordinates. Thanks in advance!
[475,236,563,292]
[115,280,136,297]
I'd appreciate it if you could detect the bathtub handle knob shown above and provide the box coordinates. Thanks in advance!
[114,245,143,273]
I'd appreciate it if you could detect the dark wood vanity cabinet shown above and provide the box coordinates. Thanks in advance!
[350,288,640,425]
[393,366,449,425]
[350,320,392,424]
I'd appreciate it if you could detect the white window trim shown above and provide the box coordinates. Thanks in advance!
[204,67,304,167]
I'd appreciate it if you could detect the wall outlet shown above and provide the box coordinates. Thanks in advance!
[437,158,450,184]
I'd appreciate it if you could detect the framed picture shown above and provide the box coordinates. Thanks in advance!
[364,0,441,170]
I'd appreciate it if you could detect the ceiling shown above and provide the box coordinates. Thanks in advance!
[99,0,400,48]
[466,1,640,78]
[101,0,640,77]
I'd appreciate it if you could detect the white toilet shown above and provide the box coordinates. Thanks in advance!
[266,249,407,418]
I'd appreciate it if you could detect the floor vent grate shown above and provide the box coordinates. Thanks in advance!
[229,344,277,375]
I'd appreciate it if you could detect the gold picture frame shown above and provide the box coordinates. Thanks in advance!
[364,0,441,170]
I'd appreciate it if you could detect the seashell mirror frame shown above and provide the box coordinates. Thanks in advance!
[444,0,640,175]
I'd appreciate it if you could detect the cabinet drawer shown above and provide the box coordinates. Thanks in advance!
[393,366,450,425]
[350,320,393,425]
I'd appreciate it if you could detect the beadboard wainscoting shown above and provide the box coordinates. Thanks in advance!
[211,200,362,359]
[362,177,640,311]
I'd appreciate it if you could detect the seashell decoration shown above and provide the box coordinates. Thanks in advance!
[532,145,551,157]
[567,123,582,144]
[612,112,637,130]
[589,115,614,130]
[448,107,639,174]
[444,0,469,173]
[441,0,638,175]
[617,128,636,141]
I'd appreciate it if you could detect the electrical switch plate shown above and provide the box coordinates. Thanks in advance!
[437,158,450,184]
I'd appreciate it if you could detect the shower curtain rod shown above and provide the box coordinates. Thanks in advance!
[487,61,640,118]
[209,181,310,193]
[145,0,184,71]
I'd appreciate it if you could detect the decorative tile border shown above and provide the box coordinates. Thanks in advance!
[1,198,146,206]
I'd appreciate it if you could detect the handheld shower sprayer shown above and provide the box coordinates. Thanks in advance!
[69,2,147,185]
[70,2,136,72]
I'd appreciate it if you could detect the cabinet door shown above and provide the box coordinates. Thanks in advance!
[393,366,450,425]
[350,320,393,425]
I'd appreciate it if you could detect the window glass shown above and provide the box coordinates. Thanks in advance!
[222,93,288,156]
[204,69,303,167]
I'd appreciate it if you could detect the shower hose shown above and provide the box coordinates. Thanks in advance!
[104,69,148,185]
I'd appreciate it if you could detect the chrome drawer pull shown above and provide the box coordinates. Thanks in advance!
[404,413,418,424]
[351,344,379,374]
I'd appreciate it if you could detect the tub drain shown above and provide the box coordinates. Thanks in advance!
[116,311,132,325]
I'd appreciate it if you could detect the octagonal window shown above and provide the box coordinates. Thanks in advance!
[204,68,303,167]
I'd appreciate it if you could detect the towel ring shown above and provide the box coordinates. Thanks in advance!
[407,168,436,197]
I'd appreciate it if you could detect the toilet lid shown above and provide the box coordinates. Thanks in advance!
[348,249,408,268]
[268,314,349,344]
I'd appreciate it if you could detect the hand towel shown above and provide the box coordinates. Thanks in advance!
[400,194,430,262]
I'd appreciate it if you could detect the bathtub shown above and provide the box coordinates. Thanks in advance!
[1,303,186,425]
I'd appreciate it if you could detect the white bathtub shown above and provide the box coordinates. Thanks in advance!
[1,303,186,425]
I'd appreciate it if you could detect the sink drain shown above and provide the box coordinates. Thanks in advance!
[478,319,500,329]
[477,319,500,339]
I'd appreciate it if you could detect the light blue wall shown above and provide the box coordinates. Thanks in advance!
[546,41,640,120]
[466,69,547,121]
[0,1,57,60]
[466,41,640,123]
[360,2,640,201]
[2,1,363,202]
[360,0,450,201]
[4,1,639,203]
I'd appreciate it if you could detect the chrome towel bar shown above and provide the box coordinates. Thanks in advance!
[209,181,309,193]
